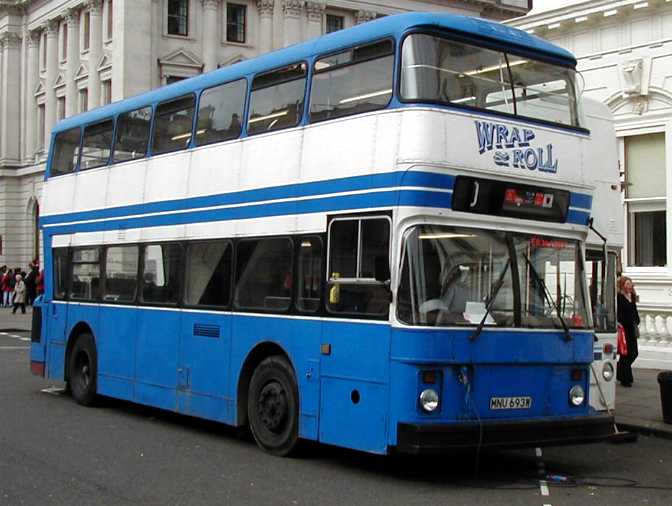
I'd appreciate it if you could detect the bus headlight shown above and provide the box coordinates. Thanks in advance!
[419,389,439,412]
[602,362,614,381]
[569,385,585,406]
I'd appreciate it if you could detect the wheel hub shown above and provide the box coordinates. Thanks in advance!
[257,382,288,432]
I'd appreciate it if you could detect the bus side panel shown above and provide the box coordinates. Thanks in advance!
[318,321,391,454]
[177,311,233,424]
[45,302,69,381]
[61,304,100,379]
[97,306,138,402]
[134,308,181,412]
[230,314,321,441]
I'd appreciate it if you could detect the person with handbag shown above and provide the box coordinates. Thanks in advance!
[616,276,640,387]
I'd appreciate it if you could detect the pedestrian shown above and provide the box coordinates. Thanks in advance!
[12,273,26,314]
[616,276,640,387]
[25,264,38,305]
[7,269,16,308]
[36,269,44,297]
[0,267,8,307]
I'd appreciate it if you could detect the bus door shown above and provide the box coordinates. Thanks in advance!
[177,241,233,423]
[35,247,70,378]
[134,244,183,410]
[586,248,618,411]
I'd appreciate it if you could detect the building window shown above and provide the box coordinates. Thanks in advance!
[38,105,46,150]
[167,0,189,36]
[102,80,112,105]
[107,0,114,40]
[82,10,90,51]
[79,89,88,113]
[625,133,667,267]
[60,22,68,61]
[326,14,344,33]
[40,33,47,70]
[166,76,186,85]
[226,3,246,43]
[57,97,66,121]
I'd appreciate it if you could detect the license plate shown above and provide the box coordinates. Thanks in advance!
[489,396,533,410]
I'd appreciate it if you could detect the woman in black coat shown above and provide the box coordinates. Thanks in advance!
[617,276,640,387]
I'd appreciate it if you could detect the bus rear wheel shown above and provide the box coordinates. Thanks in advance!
[247,356,299,456]
[68,333,98,406]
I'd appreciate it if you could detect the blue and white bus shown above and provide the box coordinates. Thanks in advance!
[31,13,615,456]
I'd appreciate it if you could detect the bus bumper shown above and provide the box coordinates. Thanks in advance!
[395,413,614,454]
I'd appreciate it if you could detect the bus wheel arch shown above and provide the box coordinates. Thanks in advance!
[64,323,98,405]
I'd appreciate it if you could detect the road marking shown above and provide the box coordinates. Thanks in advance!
[535,447,543,458]
[19,337,30,341]
[41,387,66,396]
[540,481,549,496]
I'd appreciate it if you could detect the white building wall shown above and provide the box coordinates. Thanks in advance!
[0,0,530,271]
[509,0,672,370]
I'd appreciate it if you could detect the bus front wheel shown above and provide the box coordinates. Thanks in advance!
[68,333,98,406]
[247,356,299,456]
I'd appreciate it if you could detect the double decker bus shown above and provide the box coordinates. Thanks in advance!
[31,13,615,456]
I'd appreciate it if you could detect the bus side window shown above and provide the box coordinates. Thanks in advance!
[53,248,69,300]
[248,63,306,135]
[69,248,101,301]
[80,119,114,171]
[310,39,394,123]
[104,245,139,303]
[152,95,196,155]
[141,244,182,305]
[327,217,390,317]
[296,236,322,313]
[184,240,232,308]
[195,79,246,146]
[113,106,152,163]
[234,238,293,312]
[51,127,81,177]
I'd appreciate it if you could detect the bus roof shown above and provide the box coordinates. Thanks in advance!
[53,12,576,135]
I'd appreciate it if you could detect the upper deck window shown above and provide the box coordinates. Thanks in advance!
[113,106,152,163]
[152,95,196,155]
[248,63,306,135]
[51,127,81,177]
[195,79,246,146]
[310,39,394,123]
[400,34,582,129]
[80,119,114,171]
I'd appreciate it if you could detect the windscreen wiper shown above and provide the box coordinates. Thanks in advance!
[469,258,511,342]
[521,253,572,342]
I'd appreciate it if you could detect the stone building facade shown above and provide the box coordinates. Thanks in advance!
[0,0,529,273]
[509,0,672,369]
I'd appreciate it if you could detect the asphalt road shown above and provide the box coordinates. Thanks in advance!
[1,331,671,506]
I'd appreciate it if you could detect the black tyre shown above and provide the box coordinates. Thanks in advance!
[247,356,299,456]
[68,333,98,406]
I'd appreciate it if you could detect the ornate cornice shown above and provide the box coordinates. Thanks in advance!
[355,10,376,25]
[64,7,81,27]
[282,0,302,19]
[85,0,103,16]
[304,1,324,22]
[0,31,22,49]
[201,0,220,10]
[256,0,274,16]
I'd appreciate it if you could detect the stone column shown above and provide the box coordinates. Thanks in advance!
[25,31,41,161]
[65,8,81,117]
[1,33,22,164]
[305,1,324,41]
[111,0,152,100]
[256,0,274,54]
[282,0,303,48]
[44,20,59,149]
[87,0,104,110]
[201,0,220,72]
[355,10,376,25]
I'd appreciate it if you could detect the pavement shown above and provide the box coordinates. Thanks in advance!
[2,306,671,440]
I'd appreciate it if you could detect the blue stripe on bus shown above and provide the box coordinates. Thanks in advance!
[569,193,592,210]
[40,171,456,227]
[41,169,591,230]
